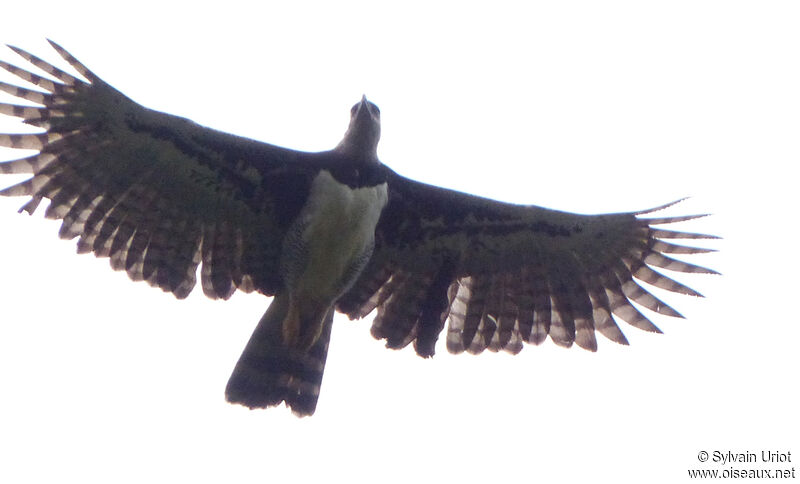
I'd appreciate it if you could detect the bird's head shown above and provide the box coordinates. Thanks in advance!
[336,95,381,162]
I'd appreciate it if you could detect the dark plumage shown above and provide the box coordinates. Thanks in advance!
[0,41,717,416]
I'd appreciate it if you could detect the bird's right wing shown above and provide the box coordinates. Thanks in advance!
[0,41,317,299]
[338,169,718,356]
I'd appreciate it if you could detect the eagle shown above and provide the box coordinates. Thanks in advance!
[0,41,717,416]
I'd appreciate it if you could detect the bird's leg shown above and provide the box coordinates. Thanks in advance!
[281,293,304,348]
[296,306,332,351]
[282,296,331,351]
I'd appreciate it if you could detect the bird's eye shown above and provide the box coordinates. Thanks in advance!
[350,104,359,116]
[371,104,380,116]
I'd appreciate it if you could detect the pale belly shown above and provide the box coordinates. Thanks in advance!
[282,169,388,305]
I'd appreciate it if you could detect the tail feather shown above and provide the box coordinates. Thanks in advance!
[225,292,334,416]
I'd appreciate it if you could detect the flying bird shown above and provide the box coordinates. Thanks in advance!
[0,41,717,416]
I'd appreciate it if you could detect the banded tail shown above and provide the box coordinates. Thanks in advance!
[225,293,334,416]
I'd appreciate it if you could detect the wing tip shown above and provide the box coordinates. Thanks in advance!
[46,38,66,56]
[45,38,96,83]
[635,197,689,215]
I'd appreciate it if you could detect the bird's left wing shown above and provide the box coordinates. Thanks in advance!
[338,167,718,355]
[0,41,318,300]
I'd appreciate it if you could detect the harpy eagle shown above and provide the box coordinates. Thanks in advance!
[0,41,717,416]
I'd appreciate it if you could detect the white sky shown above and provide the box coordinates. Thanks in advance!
[0,1,797,483]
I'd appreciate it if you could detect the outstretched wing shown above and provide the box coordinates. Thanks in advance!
[0,41,318,299]
[338,168,718,355]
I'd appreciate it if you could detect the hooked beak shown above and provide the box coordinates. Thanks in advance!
[339,95,381,156]
[355,95,370,120]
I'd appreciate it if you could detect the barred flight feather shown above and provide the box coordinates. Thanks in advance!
[231,227,255,293]
[649,239,716,254]
[482,279,505,352]
[60,194,100,239]
[605,270,663,333]
[0,59,63,93]
[0,152,54,174]
[469,310,496,354]
[6,45,83,85]
[107,187,157,264]
[548,282,578,348]
[210,220,237,299]
[445,277,472,354]
[639,214,710,225]
[461,276,489,352]
[513,272,535,342]
[412,263,453,357]
[347,268,394,318]
[586,278,628,345]
[144,216,180,288]
[43,189,77,220]
[370,272,418,347]
[528,275,551,345]
[487,275,520,352]
[45,40,96,81]
[650,228,718,240]
[620,277,682,318]
[0,81,51,104]
[643,252,717,274]
[0,103,46,121]
[126,244,147,282]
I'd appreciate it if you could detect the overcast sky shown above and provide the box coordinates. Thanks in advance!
[0,1,797,483]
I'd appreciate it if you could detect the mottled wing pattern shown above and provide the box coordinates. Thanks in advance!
[0,41,313,299]
[338,170,718,354]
